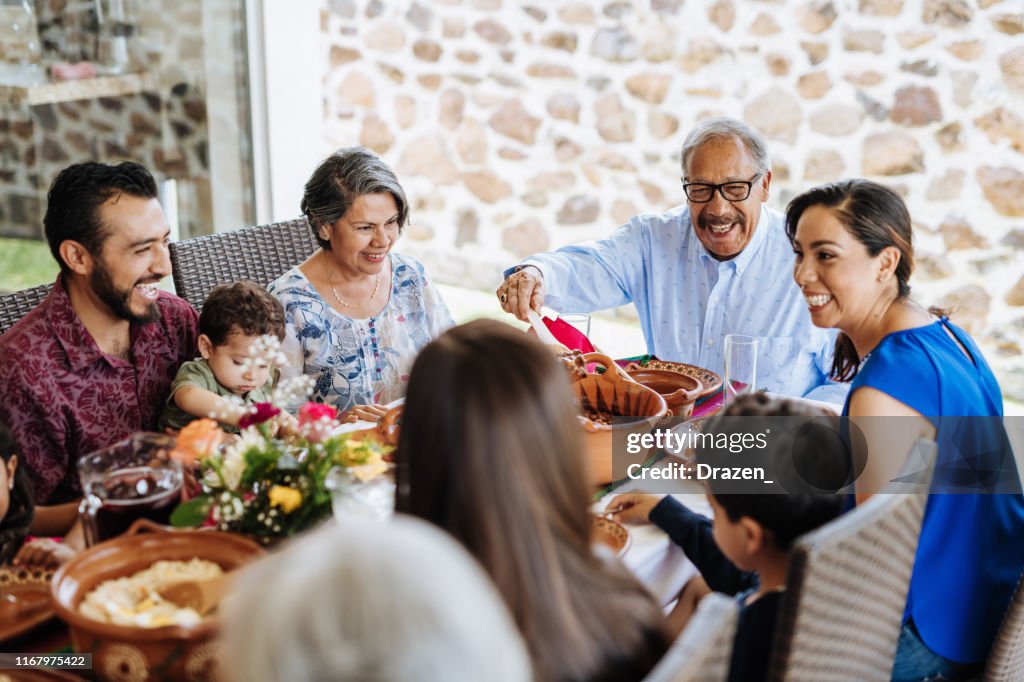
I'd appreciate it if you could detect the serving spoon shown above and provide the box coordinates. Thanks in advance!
[156,572,233,616]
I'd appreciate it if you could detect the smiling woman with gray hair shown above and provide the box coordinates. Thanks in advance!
[268,147,453,421]
[222,516,532,682]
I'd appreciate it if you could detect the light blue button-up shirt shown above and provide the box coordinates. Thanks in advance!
[514,204,848,403]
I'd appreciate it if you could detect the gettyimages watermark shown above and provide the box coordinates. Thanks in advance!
[608,415,1024,495]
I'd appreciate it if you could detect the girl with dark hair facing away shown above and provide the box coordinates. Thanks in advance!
[1,419,76,568]
[395,319,669,682]
[787,178,1024,681]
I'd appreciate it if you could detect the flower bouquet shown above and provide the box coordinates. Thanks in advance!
[169,401,393,544]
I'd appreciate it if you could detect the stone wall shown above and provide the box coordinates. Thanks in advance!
[342,0,1017,398]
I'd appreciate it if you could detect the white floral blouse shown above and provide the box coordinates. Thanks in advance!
[268,253,454,413]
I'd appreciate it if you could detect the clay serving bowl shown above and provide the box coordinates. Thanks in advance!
[51,519,264,682]
[625,368,703,419]
[572,354,669,486]
[590,515,632,557]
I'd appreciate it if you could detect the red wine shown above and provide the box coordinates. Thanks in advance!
[89,466,182,542]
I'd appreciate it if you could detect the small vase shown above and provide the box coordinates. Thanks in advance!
[325,465,395,521]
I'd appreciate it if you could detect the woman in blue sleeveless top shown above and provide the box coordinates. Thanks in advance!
[786,179,1024,681]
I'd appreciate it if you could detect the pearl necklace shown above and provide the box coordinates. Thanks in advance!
[323,250,382,313]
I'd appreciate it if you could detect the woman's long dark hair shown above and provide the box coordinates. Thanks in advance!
[0,420,34,564]
[786,179,926,381]
[395,320,668,682]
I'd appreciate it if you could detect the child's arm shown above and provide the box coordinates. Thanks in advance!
[174,385,248,428]
[13,537,77,568]
[648,497,758,596]
[666,575,712,637]
[275,411,300,438]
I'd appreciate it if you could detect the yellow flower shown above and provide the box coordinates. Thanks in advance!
[268,485,303,513]
[349,460,388,482]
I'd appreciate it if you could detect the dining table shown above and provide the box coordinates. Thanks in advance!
[2,388,844,664]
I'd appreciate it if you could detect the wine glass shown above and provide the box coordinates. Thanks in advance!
[557,313,591,337]
[723,334,758,404]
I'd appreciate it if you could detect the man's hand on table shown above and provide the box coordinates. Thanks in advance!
[606,493,666,524]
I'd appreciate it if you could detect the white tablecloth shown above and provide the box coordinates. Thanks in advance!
[596,470,710,607]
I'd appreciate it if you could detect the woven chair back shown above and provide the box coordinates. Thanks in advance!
[0,283,52,336]
[769,438,938,682]
[985,569,1024,681]
[169,218,317,309]
[644,593,740,682]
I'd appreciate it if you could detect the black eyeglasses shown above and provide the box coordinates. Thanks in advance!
[681,172,764,203]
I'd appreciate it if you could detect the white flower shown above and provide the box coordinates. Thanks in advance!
[271,375,314,407]
[220,428,265,490]
[220,496,244,522]
[242,335,285,374]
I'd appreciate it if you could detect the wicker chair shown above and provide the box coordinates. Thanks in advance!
[0,283,52,336]
[985,572,1024,681]
[169,218,318,309]
[768,438,938,682]
[643,593,740,682]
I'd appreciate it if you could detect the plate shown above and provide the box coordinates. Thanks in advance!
[641,360,722,399]
[591,516,631,557]
[0,565,56,643]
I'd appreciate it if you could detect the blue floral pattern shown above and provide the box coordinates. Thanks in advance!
[268,253,453,413]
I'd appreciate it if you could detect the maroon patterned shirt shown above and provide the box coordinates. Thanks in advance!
[0,277,198,504]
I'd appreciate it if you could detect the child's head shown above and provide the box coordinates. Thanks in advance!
[0,418,32,526]
[197,281,286,396]
[697,393,848,572]
[0,420,18,522]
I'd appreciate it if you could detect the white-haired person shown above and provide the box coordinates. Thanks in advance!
[496,116,845,404]
[222,516,531,682]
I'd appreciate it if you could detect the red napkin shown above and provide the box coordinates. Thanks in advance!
[542,316,596,353]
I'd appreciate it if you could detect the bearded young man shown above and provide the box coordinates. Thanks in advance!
[0,162,197,534]
[496,117,846,403]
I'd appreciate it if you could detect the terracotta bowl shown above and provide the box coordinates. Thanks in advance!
[572,354,669,485]
[591,515,631,557]
[51,519,264,682]
[625,368,703,419]
[378,404,403,447]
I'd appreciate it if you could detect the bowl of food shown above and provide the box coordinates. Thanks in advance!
[625,368,703,419]
[51,519,264,682]
[591,515,631,557]
[572,354,668,485]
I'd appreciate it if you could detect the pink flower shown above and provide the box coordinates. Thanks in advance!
[299,402,338,443]
[239,402,281,429]
[298,402,338,425]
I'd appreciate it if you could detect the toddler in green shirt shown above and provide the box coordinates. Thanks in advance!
[159,281,297,435]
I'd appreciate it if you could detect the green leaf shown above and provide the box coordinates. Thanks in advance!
[170,496,213,527]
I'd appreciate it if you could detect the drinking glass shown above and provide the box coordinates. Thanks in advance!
[326,464,395,521]
[557,313,591,337]
[723,334,758,403]
[78,432,183,546]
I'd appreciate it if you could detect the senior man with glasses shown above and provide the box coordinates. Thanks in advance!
[497,116,845,403]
